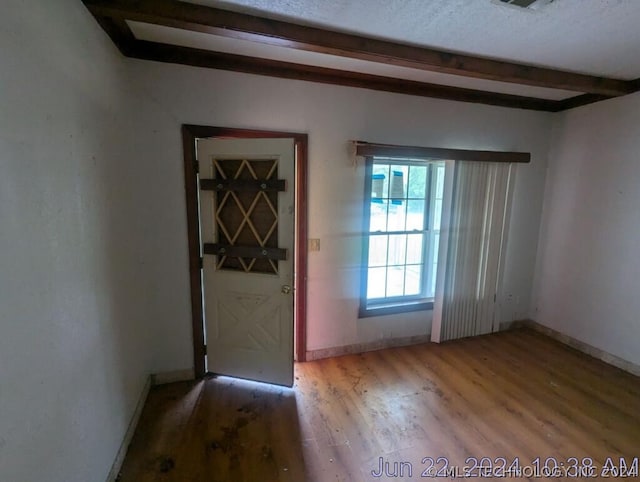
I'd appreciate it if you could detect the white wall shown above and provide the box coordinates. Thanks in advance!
[0,2,157,480]
[532,92,640,366]
[128,60,552,360]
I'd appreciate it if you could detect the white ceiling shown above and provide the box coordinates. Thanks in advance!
[184,0,640,79]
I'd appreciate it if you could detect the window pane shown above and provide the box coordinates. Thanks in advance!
[406,234,423,264]
[386,266,405,297]
[368,235,388,267]
[408,165,427,198]
[389,165,408,201]
[371,164,389,199]
[367,267,386,299]
[387,202,407,231]
[370,200,388,232]
[433,199,443,230]
[365,159,446,308]
[387,234,407,266]
[406,200,425,231]
[405,265,422,296]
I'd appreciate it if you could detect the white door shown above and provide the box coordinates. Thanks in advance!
[198,138,295,386]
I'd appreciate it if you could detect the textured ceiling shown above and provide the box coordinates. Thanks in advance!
[185,0,640,79]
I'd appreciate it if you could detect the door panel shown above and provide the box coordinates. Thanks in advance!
[198,138,294,386]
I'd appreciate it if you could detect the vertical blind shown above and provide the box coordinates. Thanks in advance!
[432,161,512,342]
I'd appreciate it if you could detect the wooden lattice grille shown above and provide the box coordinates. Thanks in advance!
[214,158,279,274]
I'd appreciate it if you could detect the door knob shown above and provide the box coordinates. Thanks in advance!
[281,285,292,294]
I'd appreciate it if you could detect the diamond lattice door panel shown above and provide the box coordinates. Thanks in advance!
[213,158,280,274]
[198,137,295,387]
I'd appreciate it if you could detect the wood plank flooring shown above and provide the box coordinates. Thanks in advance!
[118,328,640,481]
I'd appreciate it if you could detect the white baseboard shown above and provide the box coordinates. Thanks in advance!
[106,375,151,482]
[508,319,640,377]
[306,333,431,361]
[150,368,195,386]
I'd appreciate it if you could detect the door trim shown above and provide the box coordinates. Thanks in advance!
[182,125,308,378]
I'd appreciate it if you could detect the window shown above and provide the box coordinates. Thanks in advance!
[359,157,446,317]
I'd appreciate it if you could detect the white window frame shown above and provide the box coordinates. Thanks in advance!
[359,156,444,318]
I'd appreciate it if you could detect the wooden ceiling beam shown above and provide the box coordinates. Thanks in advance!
[82,0,635,97]
[91,15,136,56]
[127,40,559,111]
[552,93,613,112]
[551,78,640,111]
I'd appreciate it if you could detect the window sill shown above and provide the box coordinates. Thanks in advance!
[358,299,434,318]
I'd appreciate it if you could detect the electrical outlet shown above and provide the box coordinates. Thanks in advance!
[309,238,320,252]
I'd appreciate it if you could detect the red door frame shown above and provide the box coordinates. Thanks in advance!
[182,125,308,378]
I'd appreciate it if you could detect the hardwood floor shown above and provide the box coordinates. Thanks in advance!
[118,328,640,481]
